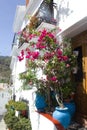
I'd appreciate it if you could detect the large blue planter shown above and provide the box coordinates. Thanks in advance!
[64,102,76,118]
[35,93,46,112]
[52,107,71,129]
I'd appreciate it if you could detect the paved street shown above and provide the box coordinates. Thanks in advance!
[0,115,7,130]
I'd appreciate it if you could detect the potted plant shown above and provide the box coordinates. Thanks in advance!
[12,117,31,130]
[4,102,31,130]
[18,28,77,128]
[4,111,19,130]
[14,101,28,117]
[4,112,31,130]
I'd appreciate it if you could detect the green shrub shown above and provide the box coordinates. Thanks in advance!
[5,100,28,111]
[15,101,27,111]
[4,112,31,130]
[5,100,15,111]
[13,117,32,130]
[4,112,18,129]
[4,100,31,130]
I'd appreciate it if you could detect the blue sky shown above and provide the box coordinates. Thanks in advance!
[0,0,25,56]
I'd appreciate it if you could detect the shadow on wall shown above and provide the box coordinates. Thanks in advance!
[58,0,73,22]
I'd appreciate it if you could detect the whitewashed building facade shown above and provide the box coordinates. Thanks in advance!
[11,0,87,129]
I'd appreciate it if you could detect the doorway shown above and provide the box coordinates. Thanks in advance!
[71,30,87,125]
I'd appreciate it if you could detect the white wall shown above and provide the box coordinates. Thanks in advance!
[57,0,87,30]
[0,90,11,115]
[20,88,58,130]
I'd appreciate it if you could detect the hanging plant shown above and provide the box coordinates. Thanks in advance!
[29,15,39,30]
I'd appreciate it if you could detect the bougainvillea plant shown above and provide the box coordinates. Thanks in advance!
[18,28,77,108]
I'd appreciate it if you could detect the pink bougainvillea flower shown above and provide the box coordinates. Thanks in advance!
[28,34,36,40]
[21,50,24,57]
[50,76,57,81]
[31,51,39,59]
[18,56,24,61]
[57,55,63,61]
[63,56,68,61]
[44,52,54,60]
[26,55,31,59]
[25,48,31,57]
[56,49,62,56]
[66,64,70,68]
[18,50,25,61]
[41,29,47,36]
[38,35,44,42]
[47,32,55,39]
[38,29,47,42]
[36,42,46,49]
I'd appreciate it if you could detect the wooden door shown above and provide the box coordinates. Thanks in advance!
[72,31,87,124]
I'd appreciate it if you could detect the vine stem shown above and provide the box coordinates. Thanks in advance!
[55,94,64,108]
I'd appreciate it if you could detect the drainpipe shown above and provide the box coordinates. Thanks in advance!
[26,0,29,6]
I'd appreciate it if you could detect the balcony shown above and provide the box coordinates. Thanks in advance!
[18,1,57,48]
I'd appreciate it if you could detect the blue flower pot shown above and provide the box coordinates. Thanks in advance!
[35,93,46,112]
[64,102,76,118]
[52,107,71,129]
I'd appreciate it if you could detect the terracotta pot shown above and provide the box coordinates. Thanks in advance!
[21,110,27,116]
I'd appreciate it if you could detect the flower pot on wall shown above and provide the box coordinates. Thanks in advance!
[52,107,71,129]
[35,93,46,112]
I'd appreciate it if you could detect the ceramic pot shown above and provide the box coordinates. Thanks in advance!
[35,93,46,112]
[52,107,71,129]
[64,102,76,118]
